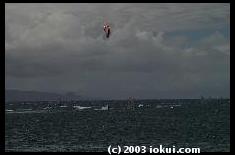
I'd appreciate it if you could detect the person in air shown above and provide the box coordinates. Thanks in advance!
[103,23,111,38]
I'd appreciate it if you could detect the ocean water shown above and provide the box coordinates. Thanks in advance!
[5,99,230,152]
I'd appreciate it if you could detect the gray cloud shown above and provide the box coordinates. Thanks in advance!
[5,3,230,99]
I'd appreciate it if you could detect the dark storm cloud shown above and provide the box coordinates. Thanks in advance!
[5,3,230,98]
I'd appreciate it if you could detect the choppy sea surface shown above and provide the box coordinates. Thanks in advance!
[5,99,230,152]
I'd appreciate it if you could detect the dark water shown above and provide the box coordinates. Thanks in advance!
[5,99,230,152]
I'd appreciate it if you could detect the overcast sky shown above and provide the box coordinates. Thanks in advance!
[5,3,230,99]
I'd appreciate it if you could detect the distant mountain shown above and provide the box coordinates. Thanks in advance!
[5,89,82,102]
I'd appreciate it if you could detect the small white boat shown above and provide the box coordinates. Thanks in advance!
[138,104,144,108]
[94,105,109,111]
[73,105,91,110]
[6,109,14,112]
